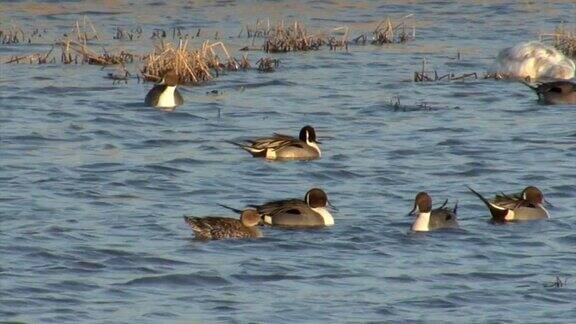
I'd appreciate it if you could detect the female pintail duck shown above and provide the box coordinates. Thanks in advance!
[408,192,458,232]
[221,188,334,228]
[489,41,575,80]
[525,80,576,105]
[230,125,321,160]
[145,70,184,108]
[467,186,550,222]
[183,209,262,240]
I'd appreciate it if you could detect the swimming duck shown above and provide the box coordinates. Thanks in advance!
[525,80,576,105]
[183,209,262,240]
[221,188,334,228]
[467,186,550,222]
[230,125,321,160]
[408,192,458,232]
[489,41,575,80]
[145,70,184,108]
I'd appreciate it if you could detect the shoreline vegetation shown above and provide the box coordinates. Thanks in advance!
[3,17,573,86]
[2,16,417,85]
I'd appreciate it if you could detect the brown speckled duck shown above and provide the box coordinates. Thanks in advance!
[184,209,262,240]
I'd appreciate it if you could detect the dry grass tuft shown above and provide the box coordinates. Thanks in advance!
[353,17,416,45]
[140,40,250,85]
[263,21,325,53]
[540,24,576,58]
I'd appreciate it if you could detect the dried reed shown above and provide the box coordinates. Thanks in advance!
[540,24,576,58]
[1,25,47,44]
[263,21,324,53]
[57,39,136,65]
[140,40,250,85]
[414,59,478,82]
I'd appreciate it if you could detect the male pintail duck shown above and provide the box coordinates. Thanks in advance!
[221,188,334,228]
[467,186,550,222]
[489,41,575,80]
[230,125,321,160]
[408,192,458,232]
[524,81,576,105]
[145,70,184,108]
[183,209,262,240]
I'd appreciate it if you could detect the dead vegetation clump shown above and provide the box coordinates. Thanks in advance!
[1,25,47,44]
[5,46,56,64]
[57,39,136,65]
[263,21,325,53]
[257,57,280,72]
[140,40,250,85]
[353,17,416,45]
[540,24,576,58]
[414,59,478,82]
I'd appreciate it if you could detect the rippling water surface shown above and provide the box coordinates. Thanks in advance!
[2,1,576,322]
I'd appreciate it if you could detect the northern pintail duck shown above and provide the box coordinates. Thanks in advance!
[183,209,262,240]
[231,125,321,160]
[145,70,184,108]
[221,188,334,228]
[408,192,458,232]
[489,41,575,80]
[525,80,576,105]
[467,186,550,222]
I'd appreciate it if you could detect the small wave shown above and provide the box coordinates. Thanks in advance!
[123,272,229,287]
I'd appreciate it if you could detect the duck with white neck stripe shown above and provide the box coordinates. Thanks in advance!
[144,70,184,108]
[409,192,458,232]
[229,125,322,161]
[467,186,550,222]
[220,188,335,228]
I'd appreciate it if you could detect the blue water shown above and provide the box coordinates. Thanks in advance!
[2,1,576,323]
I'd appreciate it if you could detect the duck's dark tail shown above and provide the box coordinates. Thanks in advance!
[521,80,539,92]
[466,186,509,222]
[217,204,243,214]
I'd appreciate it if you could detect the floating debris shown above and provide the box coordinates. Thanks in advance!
[414,59,478,82]
[263,21,325,53]
[547,276,568,288]
[4,46,55,64]
[257,57,280,72]
[541,24,576,58]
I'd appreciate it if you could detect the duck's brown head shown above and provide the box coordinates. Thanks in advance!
[240,209,261,227]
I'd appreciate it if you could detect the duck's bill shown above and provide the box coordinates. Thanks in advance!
[327,200,338,211]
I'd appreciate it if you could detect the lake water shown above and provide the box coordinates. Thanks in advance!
[1,1,576,322]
